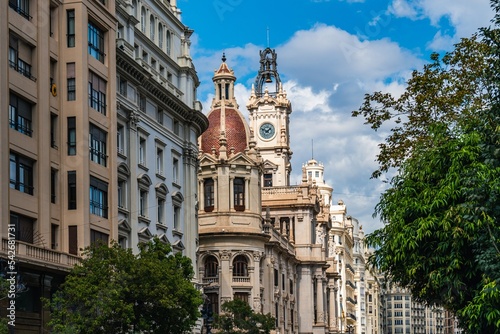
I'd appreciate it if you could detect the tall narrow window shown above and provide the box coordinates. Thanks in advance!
[204,256,218,278]
[9,152,34,195]
[157,198,165,224]
[173,205,180,230]
[204,178,214,212]
[139,190,148,217]
[68,225,78,255]
[51,224,58,250]
[67,117,76,155]
[89,177,108,218]
[173,157,179,183]
[50,113,58,148]
[9,92,32,137]
[88,21,104,62]
[51,168,57,204]
[166,30,171,55]
[67,62,76,100]
[117,179,126,209]
[156,147,163,175]
[68,171,77,210]
[234,177,245,211]
[158,24,163,48]
[139,138,146,166]
[225,84,229,99]
[89,123,107,166]
[117,124,125,155]
[90,229,109,245]
[88,71,107,114]
[150,15,155,41]
[67,10,75,47]
[140,8,146,32]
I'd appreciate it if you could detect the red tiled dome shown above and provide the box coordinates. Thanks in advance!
[201,107,248,156]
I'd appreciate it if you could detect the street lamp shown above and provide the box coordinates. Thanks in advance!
[345,324,354,334]
[201,296,213,334]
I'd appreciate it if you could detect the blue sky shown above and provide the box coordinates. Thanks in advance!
[178,0,494,233]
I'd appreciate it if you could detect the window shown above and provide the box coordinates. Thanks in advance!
[139,92,146,112]
[140,8,146,32]
[139,137,146,165]
[118,179,126,209]
[158,24,163,48]
[51,169,57,204]
[68,225,78,255]
[67,117,76,155]
[9,34,35,80]
[119,77,127,97]
[156,147,163,175]
[157,109,163,125]
[166,30,171,55]
[205,256,218,278]
[206,293,219,315]
[89,177,108,218]
[90,229,108,245]
[234,177,245,211]
[10,212,34,244]
[173,120,180,135]
[139,190,148,217]
[264,173,272,187]
[67,10,75,47]
[282,273,285,290]
[315,171,319,177]
[150,15,155,40]
[50,113,58,148]
[204,178,214,212]
[10,152,34,195]
[9,93,32,136]
[67,62,76,100]
[88,21,104,62]
[233,255,248,277]
[89,123,107,166]
[172,157,179,183]
[9,0,31,20]
[173,206,180,230]
[274,269,279,287]
[289,279,294,294]
[117,124,125,155]
[68,171,77,210]
[234,293,249,304]
[157,198,165,224]
[88,71,107,114]
[51,224,58,250]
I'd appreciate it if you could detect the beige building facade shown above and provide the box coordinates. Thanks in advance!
[1,0,117,331]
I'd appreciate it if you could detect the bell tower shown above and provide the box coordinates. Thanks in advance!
[247,48,292,187]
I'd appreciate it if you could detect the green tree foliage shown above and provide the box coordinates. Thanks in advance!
[353,2,500,332]
[47,239,202,334]
[212,299,275,334]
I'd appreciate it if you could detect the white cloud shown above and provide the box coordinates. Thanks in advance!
[388,0,493,50]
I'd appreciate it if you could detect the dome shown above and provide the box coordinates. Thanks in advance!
[200,107,248,156]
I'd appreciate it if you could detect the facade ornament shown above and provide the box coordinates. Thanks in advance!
[220,250,231,261]
[128,110,140,127]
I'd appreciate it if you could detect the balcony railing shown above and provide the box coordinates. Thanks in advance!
[202,277,219,284]
[2,238,80,269]
[232,277,250,283]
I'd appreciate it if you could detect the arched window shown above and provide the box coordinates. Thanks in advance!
[140,8,146,33]
[158,24,163,49]
[150,15,155,41]
[233,255,248,277]
[205,255,218,278]
[132,0,138,17]
[166,30,171,56]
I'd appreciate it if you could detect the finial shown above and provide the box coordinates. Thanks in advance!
[222,52,226,63]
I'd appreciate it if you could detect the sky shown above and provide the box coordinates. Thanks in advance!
[178,0,494,234]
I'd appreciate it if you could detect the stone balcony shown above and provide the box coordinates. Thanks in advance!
[1,238,80,271]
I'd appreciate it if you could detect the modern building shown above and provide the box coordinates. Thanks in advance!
[1,0,117,331]
[380,285,446,334]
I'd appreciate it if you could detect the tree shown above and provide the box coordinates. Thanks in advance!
[353,3,500,332]
[47,239,202,334]
[212,299,275,334]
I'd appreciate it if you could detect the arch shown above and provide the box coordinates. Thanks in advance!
[155,182,169,197]
[132,0,138,17]
[171,191,184,203]
[137,173,152,188]
[232,254,249,277]
[204,255,219,278]
[117,162,130,177]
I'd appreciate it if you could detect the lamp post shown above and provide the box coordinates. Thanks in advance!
[201,296,213,334]
[345,324,354,334]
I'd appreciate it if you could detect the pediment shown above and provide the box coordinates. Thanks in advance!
[199,153,218,166]
[118,219,131,232]
[263,160,278,170]
[138,227,153,239]
[227,152,256,165]
[172,239,185,251]
[157,233,170,244]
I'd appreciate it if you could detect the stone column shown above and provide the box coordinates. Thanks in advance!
[316,275,325,325]
[328,283,338,331]
[213,176,218,211]
[244,177,250,210]
[199,178,204,212]
[229,176,234,211]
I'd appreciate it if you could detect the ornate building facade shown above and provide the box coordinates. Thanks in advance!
[197,49,379,334]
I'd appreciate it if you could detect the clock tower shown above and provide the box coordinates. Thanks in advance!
[247,48,292,187]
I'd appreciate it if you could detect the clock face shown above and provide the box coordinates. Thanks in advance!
[259,123,275,139]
